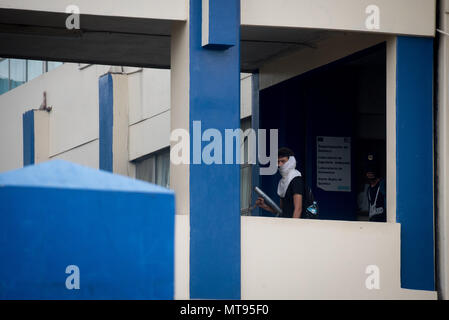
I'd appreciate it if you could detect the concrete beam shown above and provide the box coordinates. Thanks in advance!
[242,0,436,37]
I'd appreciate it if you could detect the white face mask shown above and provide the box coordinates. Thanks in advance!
[277,156,302,198]
[279,156,297,177]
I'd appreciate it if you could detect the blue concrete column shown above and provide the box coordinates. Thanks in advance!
[22,110,49,166]
[189,0,241,299]
[99,73,129,174]
[396,36,435,291]
[99,74,114,172]
[22,110,35,166]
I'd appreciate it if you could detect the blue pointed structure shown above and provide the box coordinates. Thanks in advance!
[0,160,175,300]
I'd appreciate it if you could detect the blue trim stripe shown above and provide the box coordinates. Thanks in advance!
[396,36,435,291]
[22,110,35,166]
[189,0,241,299]
[99,74,114,172]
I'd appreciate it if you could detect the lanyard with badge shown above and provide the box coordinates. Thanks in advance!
[368,184,384,218]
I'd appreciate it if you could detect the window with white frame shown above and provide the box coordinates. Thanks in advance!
[135,148,170,189]
[0,58,63,95]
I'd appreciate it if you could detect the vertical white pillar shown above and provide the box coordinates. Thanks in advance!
[386,37,397,223]
[437,0,449,300]
[170,21,190,216]
[111,74,130,176]
[170,20,191,300]
[34,110,50,164]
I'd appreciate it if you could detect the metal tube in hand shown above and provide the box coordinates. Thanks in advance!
[255,187,283,216]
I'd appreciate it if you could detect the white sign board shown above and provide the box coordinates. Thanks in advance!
[317,136,351,192]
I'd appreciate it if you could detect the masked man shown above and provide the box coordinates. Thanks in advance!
[365,152,386,222]
[256,148,305,219]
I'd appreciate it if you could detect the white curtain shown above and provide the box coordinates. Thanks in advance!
[156,150,170,189]
[136,156,155,183]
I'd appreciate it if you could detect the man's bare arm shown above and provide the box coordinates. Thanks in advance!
[292,194,303,219]
[256,197,280,214]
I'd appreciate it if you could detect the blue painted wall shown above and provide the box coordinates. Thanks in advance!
[22,110,34,166]
[99,74,113,172]
[304,70,357,221]
[396,36,435,291]
[189,0,241,299]
[0,160,175,299]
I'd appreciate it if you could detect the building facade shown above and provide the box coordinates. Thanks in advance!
[0,0,448,300]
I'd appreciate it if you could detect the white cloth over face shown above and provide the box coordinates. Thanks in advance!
[277,156,302,198]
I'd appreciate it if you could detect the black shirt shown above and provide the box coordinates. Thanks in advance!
[280,176,305,218]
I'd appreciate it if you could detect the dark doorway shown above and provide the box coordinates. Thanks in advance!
[258,42,386,221]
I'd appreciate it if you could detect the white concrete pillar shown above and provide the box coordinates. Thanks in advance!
[437,0,449,300]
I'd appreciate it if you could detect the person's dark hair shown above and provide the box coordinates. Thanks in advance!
[278,147,295,159]
[364,152,379,174]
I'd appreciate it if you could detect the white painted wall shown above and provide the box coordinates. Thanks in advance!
[259,32,388,90]
[1,0,435,36]
[128,69,171,125]
[127,68,172,161]
[34,110,50,164]
[0,63,109,173]
[0,61,253,173]
[241,216,436,299]
[51,139,99,169]
[111,74,131,176]
[2,0,434,35]
[241,0,435,37]
[241,73,252,119]
[2,0,435,36]
[386,38,397,223]
[0,0,187,21]
[47,64,109,158]
[175,214,190,299]
[170,20,191,217]
[129,110,171,161]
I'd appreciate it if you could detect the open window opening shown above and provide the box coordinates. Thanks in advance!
[257,42,387,221]
[134,147,170,189]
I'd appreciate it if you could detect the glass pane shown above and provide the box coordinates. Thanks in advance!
[47,61,63,71]
[136,156,155,183]
[240,117,253,215]
[241,117,252,164]
[156,150,170,189]
[0,59,8,95]
[10,59,26,89]
[27,60,44,81]
[241,165,252,214]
